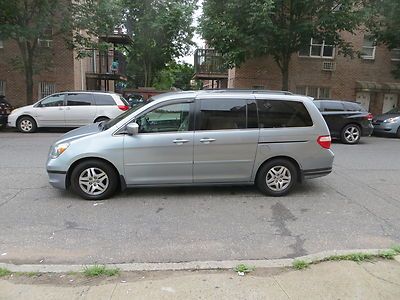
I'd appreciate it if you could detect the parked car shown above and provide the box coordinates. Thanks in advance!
[313,100,373,144]
[46,90,334,200]
[372,107,400,138]
[0,95,13,129]
[7,91,130,133]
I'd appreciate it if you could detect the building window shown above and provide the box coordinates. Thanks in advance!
[361,36,376,60]
[39,82,56,99]
[38,27,53,48]
[299,38,335,58]
[0,81,5,96]
[296,86,331,99]
[391,49,400,61]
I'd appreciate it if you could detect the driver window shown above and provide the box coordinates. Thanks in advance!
[40,94,65,107]
[136,103,190,133]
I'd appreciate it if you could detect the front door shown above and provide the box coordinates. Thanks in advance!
[123,101,194,185]
[383,94,398,113]
[65,93,97,126]
[193,98,259,183]
[356,92,371,111]
[35,94,65,127]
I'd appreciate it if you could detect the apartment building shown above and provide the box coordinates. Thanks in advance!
[227,31,400,115]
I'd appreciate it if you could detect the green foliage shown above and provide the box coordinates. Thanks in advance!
[153,62,200,90]
[234,264,255,273]
[325,253,373,262]
[391,245,400,254]
[123,0,197,87]
[378,249,397,260]
[200,0,371,89]
[0,268,12,277]
[292,260,310,270]
[83,265,120,277]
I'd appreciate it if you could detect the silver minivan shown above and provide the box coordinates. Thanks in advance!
[46,90,334,200]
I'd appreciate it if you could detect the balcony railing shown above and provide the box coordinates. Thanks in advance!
[194,49,228,78]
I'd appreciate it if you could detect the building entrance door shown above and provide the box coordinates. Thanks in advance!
[356,92,371,111]
[382,94,398,113]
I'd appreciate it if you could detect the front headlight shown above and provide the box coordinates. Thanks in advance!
[383,116,400,123]
[50,143,70,159]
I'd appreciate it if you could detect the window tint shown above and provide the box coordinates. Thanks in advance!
[67,93,94,106]
[94,94,115,106]
[323,101,345,111]
[198,99,246,130]
[137,103,190,133]
[40,94,64,107]
[343,102,365,112]
[257,100,313,128]
[247,101,258,128]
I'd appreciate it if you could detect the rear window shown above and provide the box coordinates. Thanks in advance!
[94,94,116,106]
[343,102,366,112]
[257,100,313,128]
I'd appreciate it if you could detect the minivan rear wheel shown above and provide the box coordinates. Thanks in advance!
[341,124,361,144]
[256,159,298,197]
[70,160,119,200]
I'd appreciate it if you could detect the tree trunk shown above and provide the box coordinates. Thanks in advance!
[25,66,34,105]
[281,54,290,91]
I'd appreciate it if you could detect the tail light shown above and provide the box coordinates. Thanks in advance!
[118,105,130,111]
[317,135,331,149]
[365,113,373,121]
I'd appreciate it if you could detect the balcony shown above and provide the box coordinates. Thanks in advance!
[194,49,228,80]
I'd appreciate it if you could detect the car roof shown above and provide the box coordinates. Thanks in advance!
[314,99,361,105]
[56,90,119,95]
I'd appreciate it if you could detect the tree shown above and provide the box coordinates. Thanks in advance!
[199,0,370,90]
[368,0,400,78]
[153,62,201,90]
[122,0,196,88]
[0,0,122,105]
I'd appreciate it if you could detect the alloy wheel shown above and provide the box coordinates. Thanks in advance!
[20,119,33,132]
[344,126,360,143]
[78,167,109,196]
[266,166,292,192]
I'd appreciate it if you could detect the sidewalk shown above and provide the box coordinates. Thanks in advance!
[1,259,400,300]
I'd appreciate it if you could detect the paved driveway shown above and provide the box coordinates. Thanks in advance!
[0,132,399,264]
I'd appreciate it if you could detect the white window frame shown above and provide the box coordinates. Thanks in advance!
[38,82,56,99]
[0,80,5,96]
[38,26,53,48]
[296,86,331,99]
[391,48,400,61]
[361,36,376,60]
[299,38,335,59]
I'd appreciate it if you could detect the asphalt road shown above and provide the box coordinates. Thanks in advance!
[0,131,399,265]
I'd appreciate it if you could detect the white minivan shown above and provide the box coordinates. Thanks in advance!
[7,91,130,133]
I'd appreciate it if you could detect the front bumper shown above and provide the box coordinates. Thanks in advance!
[47,170,67,190]
[372,123,399,135]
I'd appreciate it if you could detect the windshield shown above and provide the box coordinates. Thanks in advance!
[385,107,400,114]
[102,103,147,130]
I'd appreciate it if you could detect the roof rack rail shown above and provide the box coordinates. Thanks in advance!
[57,90,117,94]
[203,89,293,95]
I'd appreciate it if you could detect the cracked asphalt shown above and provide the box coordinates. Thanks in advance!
[0,131,399,265]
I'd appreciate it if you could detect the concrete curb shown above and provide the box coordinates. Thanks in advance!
[0,248,394,274]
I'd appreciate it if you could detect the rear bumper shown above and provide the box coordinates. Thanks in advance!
[361,124,374,136]
[0,115,8,126]
[47,170,67,190]
[302,167,332,179]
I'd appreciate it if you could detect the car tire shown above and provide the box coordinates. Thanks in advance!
[256,159,298,197]
[341,124,361,144]
[17,116,37,133]
[70,160,119,200]
[396,127,400,139]
[94,117,110,123]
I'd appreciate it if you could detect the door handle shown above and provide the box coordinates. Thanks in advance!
[173,139,189,145]
[200,138,216,144]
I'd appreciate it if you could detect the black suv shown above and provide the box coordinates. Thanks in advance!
[313,100,373,144]
[0,95,12,129]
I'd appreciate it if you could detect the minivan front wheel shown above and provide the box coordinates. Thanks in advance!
[70,160,119,200]
[341,124,361,144]
[17,116,37,133]
[256,159,298,196]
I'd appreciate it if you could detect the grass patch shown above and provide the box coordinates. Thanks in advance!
[324,253,373,263]
[378,249,397,260]
[391,245,400,254]
[15,272,39,277]
[234,264,255,274]
[83,265,120,277]
[292,260,310,270]
[0,268,12,277]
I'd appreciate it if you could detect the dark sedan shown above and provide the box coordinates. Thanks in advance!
[0,95,12,129]
[313,100,374,144]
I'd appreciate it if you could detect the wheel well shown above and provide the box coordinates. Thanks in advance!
[16,114,36,125]
[94,116,110,123]
[66,157,121,189]
[255,156,302,183]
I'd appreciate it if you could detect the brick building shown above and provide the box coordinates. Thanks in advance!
[227,31,400,115]
[0,30,128,108]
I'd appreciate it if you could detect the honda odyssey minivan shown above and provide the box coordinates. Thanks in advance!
[46,90,334,200]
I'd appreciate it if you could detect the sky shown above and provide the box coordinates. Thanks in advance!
[179,0,205,65]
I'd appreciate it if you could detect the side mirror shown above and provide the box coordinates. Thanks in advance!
[126,122,139,135]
